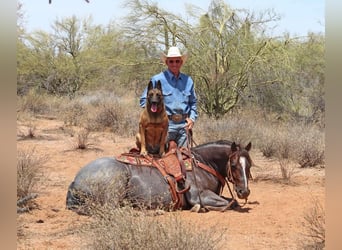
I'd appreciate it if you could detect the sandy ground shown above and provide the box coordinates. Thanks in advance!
[17,117,325,249]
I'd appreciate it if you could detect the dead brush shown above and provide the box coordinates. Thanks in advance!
[300,199,325,249]
[72,128,95,150]
[18,123,37,140]
[82,204,223,250]
[69,176,127,216]
[17,147,47,213]
[68,176,224,249]
[279,158,298,184]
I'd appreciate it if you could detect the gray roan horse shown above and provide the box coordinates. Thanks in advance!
[66,140,253,213]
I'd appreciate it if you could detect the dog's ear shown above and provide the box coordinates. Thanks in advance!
[156,80,162,91]
[148,80,153,91]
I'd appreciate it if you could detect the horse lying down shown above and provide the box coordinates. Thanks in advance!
[66,140,253,214]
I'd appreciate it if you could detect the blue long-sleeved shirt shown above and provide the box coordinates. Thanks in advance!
[140,70,198,122]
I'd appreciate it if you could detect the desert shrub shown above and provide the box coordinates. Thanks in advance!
[273,124,325,167]
[300,200,325,249]
[275,132,293,159]
[17,147,47,212]
[254,118,324,168]
[278,158,298,184]
[17,123,37,140]
[71,176,223,249]
[95,103,120,128]
[195,113,257,146]
[57,90,140,137]
[17,89,50,114]
[84,205,222,250]
[257,128,278,158]
[68,176,128,215]
[71,128,96,150]
[293,127,325,168]
[60,100,88,126]
[86,102,124,132]
[196,108,325,169]
[83,101,139,137]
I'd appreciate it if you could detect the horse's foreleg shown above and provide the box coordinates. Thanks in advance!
[188,190,235,212]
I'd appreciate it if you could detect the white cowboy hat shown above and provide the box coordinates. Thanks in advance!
[161,46,188,64]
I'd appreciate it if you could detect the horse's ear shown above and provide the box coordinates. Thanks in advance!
[231,142,237,152]
[245,142,252,151]
[148,80,153,90]
[156,80,162,91]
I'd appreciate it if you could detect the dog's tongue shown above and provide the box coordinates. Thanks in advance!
[151,104,157,112]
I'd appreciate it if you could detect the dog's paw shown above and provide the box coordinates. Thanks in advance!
[140,150,147,156]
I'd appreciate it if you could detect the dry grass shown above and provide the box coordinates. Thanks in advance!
[72,128,94,150]
[56,92,139,137]
[68,175,223,249]
[80,205,223,250]
[17,89,61,115]
[17,147,47,212]
[300,199,325,249]
[255,121,324,168]
[67,175,128,215]
[17,92,325,168]
[195,107,324,170]
[17,123,37,140]
[279,158,299,184]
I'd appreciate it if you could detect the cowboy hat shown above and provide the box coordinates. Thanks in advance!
[161,46,188,64]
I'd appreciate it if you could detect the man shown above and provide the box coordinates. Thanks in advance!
[140,46,198,150]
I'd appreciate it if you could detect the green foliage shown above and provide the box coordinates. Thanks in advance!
[245,33,325,126]
[17,0,325,126]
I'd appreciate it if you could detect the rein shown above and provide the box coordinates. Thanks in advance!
[186,128,245,208]
[186,128,206,210]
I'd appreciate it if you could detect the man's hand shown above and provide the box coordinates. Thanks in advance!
[185,118,194,130]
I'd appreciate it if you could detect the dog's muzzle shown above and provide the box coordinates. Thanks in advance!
[168,114,188,123]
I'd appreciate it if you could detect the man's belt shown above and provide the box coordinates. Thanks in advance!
[168,114,188,123]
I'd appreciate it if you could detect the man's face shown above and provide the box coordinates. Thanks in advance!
[166,57,183,75]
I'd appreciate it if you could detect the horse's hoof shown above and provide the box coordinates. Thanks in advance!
[190,204,201,213]
[199,207,209,213]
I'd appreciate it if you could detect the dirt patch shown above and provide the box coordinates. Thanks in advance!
[17,118,325,249]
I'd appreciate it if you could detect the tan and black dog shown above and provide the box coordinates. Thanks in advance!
[136,80,168,156]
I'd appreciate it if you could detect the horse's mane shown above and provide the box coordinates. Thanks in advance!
[193,140,234,149]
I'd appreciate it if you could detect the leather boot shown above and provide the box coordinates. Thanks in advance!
[168,140,178,153]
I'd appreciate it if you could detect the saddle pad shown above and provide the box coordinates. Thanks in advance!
[116,152,152,166]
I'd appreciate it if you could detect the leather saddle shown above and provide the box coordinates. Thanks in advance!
[116,148,192,209]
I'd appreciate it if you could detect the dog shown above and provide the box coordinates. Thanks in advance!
[136,80,168,156]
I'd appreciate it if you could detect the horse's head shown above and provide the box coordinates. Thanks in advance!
[227,142,252,200]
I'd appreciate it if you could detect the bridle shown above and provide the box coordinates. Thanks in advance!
[186,128,251,208]
[225,150,252,207]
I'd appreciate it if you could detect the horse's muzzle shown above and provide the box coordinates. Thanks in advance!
[236,187,250,199]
